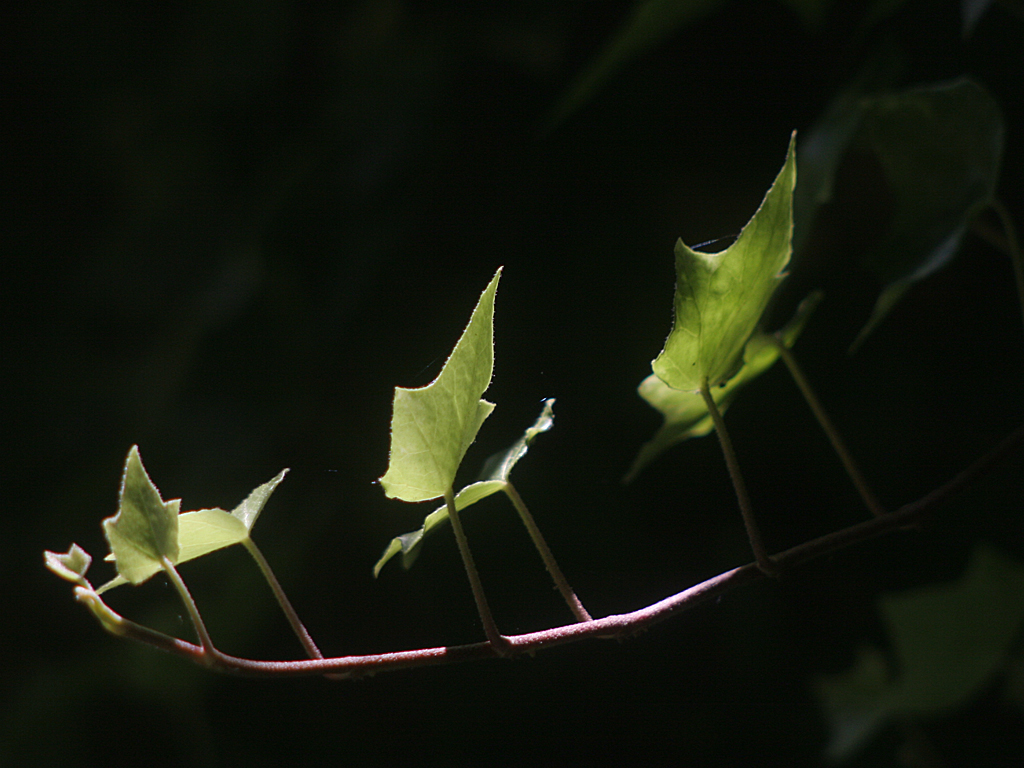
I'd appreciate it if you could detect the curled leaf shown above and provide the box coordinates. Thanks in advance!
[44,544,93,586]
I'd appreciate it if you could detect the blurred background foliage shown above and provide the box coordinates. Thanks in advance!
[4,0,1023,765]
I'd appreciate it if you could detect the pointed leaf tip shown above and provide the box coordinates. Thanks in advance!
[97,468,289,593]
[379,268,502,502]
[232,468,289,531]
[652,132,797,392]
[102,446,180,585]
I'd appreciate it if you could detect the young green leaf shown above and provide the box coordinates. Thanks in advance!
[97,469,289,593]
[102,446,181,585]
[652,132,797,393]
[791,77,1002,350]
[44,544,93,586]
[627,292,821,482]
[375,399,556,576]
[814,543,1024,762]
[231,468,289,530]
[379,268,502,503]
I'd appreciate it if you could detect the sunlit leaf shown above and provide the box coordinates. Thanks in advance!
[814,543,1024,762]
[627,292,820,481]
[231,468,289,531]
[652,132,796,392]
[101,446,180,585]
[97,469,289,593]
[477,398,555,484]
[374,481,505,577]
[379,268,501,503]
[44,544,93,586]
[375,400,556,576]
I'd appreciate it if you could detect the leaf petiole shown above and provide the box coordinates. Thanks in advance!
[160,555,223,665]
[699,378,779,577]
[444,486,510,655]
[242,538,324,661]
[770,338,886,518]
[503,481,591,622]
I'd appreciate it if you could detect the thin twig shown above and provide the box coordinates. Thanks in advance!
[699,377,779,576]
[444,486,510,654]
[160,556,225,666]
[504,481,591,622]
[771,339,887,517]
[80,422,1023,679]
[242,538,324,659]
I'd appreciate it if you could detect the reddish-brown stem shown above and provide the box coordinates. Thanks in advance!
[444,486,511,655]
[504,481,591,622]
[91,422,1021,679]
[242,538,324,660]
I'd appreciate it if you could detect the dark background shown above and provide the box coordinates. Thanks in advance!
[4,1,1023,765]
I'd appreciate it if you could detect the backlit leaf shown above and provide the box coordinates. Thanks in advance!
[652,132,796,392]
[102,446,180,585]
[44,544,92,586]
[231,468,289,531]
[97,469,289,593]
[375,399,556,575]
[627,292,820,481]
[379,269,501,503]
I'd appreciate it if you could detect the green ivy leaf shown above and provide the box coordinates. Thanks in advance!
[97,468,289,593]
[793,77,1002,350]
[652,132,796,393]
[627,291,820,481]
[379,268,501,503]
[850,78,1003,350]
[44,544,93,586]
[375,399,555,576]
[476,398,555,484]
[231,468,289,530]
[101,446,180,585]
[814,543,1024,762]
